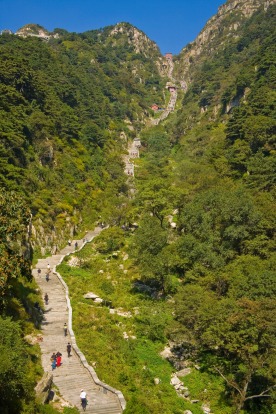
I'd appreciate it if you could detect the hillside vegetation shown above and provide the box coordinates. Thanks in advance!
[0,1,275,413]
[128,3,275,413]
[0,23,164,253]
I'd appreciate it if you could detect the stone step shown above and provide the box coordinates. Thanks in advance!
[34,228,124,413]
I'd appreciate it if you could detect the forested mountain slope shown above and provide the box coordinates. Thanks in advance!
[171,1,275,192]
[174,0,275,84]
[0,23,164,253]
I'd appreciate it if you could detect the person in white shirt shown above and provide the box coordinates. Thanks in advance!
[80,390,87,410]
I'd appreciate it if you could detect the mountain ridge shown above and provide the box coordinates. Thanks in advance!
[174,0,276,83]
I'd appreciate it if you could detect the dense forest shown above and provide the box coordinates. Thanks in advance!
[0,1,275,413]
[0,22,164,253]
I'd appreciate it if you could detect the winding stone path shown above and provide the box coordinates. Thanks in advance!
[151,57,177,126]
[33,228,125,413]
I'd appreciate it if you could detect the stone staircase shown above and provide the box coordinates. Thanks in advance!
[151,56,177,126]
[33,228,125,413]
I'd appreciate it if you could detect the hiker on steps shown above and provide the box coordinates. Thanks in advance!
[50,353,56,370]
[56,351,62,367]
[80,390,88,411]
[63,323,68,336]
[44,293,49,305]
[46,264,51,281]
[67,342,72,357]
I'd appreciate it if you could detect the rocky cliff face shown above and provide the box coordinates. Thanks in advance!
[175,0,276,82]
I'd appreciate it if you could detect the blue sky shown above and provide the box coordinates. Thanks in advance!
[0,0,225,54]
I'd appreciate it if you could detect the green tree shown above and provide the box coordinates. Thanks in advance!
[131,215,170,292]
[0,317,34,414]
[0,189,32,310]
[174,287,276,414]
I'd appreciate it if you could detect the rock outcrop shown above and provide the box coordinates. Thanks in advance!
[16,24,59,40]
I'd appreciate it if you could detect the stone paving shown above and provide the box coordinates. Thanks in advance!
[33,228,125,413]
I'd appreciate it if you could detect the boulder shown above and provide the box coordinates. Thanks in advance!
[176,367,191,377]
[170,374,182,386]
[160,345,173,359]
[202,404,211,413]
[83,292,99,299]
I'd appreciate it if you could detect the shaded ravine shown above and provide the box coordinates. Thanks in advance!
[33,228,126,413]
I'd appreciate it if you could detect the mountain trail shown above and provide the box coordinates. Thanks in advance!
[33,228,125,413]
[151,56,178,126]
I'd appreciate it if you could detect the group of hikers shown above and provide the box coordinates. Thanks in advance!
[68,239,79,249]
[37,263,51,281]
[50,351,63,370]
[50,342,72,370]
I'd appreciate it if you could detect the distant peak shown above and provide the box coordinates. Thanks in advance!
[108,22,160,56]
[16,24,59,40]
